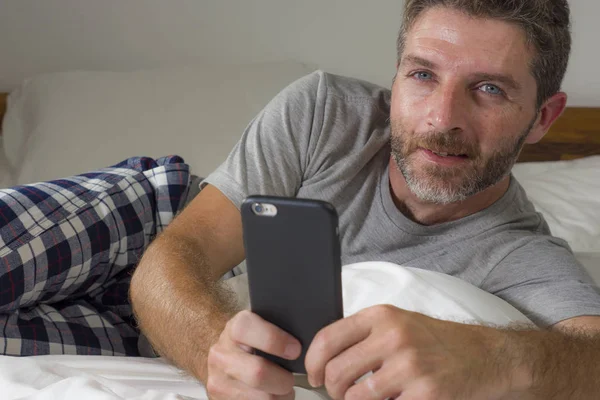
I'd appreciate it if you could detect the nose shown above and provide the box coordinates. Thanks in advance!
[426,84,467,133]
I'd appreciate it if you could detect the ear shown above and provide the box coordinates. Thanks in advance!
[525,92,568,144]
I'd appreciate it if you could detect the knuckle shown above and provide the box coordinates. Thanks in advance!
[228,310,253,341]
[206,375,224,397]
[312,328,332,353]
[418,377,442,399]
[396,349,424,378]
[207,343,228,370]
[247,357,270,388]
[404,348,420,367]
[223,318,234,335]
[366,304,396,320]
[382,327,405,351]
[207,347,220,370]
[377,303,396,316]
[205,377,216,393]
[324,361,343,389]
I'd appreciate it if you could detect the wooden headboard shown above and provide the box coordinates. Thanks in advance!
[0,91,598,162]
[518,107,600,162]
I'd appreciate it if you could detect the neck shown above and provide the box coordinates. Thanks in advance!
[388,157,511,226]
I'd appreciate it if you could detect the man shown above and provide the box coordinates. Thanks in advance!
[130,0,600,398]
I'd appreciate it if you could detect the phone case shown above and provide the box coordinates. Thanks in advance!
[241,196,344,374]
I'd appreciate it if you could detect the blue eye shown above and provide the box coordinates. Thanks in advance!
[414,71,433,81]
[479,84,503,95]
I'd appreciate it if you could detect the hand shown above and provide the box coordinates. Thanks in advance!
[206,310,302,399]
[305,305,512,400]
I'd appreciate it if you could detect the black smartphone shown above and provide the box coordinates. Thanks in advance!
[241,195,344,374]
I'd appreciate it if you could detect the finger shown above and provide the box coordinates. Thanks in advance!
[305,311,371,387]
[343,354,412,400]
[320,337,388,400]
[228,310,302,360]
[207,372,295,400]
[210,341,296,395]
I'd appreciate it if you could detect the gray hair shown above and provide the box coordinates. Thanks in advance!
[396,0,572,108]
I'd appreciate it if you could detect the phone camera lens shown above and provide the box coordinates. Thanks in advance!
[252,203,264,214]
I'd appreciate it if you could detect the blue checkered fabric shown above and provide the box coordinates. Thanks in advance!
[0,156,190,356]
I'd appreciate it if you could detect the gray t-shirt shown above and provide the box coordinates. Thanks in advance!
[204,70,600,327]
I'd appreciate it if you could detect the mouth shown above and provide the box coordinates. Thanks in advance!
[421,148,469,159]
[417,147,471,166]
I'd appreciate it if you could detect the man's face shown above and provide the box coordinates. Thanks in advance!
[391,7,540,204]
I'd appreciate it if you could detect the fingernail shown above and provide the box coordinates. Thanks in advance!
[307,375,317,388]
[284,343,301,359]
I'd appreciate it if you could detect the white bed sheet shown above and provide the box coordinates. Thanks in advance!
[0,355,204,400]
[513,156,600,254]
[0,354,332,400]
[1,262,531,400]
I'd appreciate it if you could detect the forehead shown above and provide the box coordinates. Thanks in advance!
[404,7,534,79]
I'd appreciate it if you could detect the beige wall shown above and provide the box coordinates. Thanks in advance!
[0,0,597,105]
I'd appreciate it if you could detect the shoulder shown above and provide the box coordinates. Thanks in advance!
[322,71,391,109]
[279,70,391,116]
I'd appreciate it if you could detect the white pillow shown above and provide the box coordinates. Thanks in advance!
[512,156,600,253]
[2,62,314,184]
[225,261,532,326]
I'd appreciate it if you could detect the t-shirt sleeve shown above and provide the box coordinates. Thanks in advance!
[202,70,327,208]
[481,237,600,328]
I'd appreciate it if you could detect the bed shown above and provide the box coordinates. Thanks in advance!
[0,65,599,400]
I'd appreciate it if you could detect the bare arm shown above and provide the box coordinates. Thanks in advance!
[130,184,244,383]
[302,304,600,399]
[502,316,600,399]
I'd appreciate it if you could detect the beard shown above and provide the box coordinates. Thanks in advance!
[390,118,535,205]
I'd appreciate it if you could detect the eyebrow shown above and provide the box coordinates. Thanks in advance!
[401,55,438,70]
[401,54,522,93]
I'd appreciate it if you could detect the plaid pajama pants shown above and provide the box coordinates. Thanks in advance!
[0,156,190,356]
